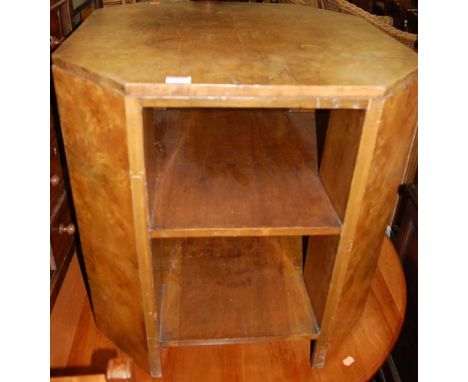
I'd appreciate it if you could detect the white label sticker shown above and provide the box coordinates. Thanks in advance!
[342,356,355,367]
[165,76,192,84]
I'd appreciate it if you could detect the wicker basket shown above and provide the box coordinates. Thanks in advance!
[101,0,417,49]
[283,0,417,49]
[102,0,149,7]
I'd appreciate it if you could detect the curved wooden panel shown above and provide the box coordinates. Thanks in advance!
[52,66,150,372]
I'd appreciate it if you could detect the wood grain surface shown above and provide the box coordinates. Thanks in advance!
[319,109,365,220]
[50,2,418,376]
[304,235,340,326]
[51,254,88,369]
[51,1,417,100]
[52,67,151,372]
[331,80,417,344]
[310,80,418,366]
[51,237,405,382]
[149,109,341,238]
[125,98,163,376]
[154,237,319,346]
[51,376,107,382]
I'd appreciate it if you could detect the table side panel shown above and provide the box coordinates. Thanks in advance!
[52,66,150,372]
[333,79,417,341]
[311,79,418,367]
[304,235,340,326]
[319,109,366,220]
[304,109,365,333]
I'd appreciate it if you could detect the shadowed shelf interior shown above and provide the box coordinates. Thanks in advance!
[155,236,320,346]
[148,109,341,238]
[148,109,329,346]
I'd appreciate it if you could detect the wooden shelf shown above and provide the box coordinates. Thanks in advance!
[149,109,341,238]
[154,237,319,346]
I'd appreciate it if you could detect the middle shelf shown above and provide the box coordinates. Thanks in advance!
[146,108,341,238]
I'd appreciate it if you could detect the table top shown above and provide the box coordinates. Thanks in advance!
[52,1,417,99]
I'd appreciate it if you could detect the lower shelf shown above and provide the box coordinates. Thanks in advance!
[153,237,319,346]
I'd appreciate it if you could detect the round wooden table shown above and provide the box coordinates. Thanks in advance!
[56,237,405,382]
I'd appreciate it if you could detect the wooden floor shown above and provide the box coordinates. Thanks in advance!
[51,237,405,382]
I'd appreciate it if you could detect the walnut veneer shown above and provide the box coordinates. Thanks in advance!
[52,1,417,377]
